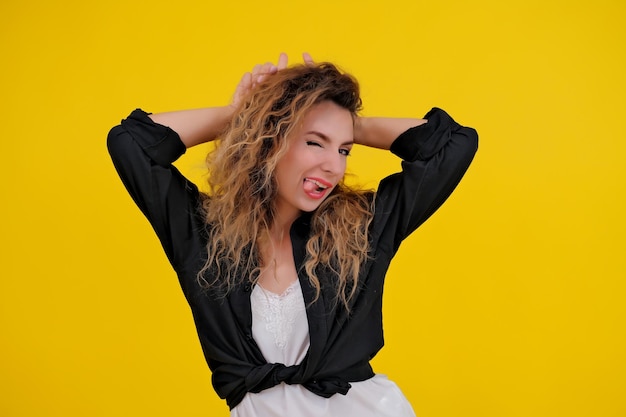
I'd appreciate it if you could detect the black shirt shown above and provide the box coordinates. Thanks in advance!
[107,107,478,409]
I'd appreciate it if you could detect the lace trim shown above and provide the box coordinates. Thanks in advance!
[251,280,304,350]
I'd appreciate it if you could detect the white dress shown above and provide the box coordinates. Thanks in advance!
[230,280,416,417]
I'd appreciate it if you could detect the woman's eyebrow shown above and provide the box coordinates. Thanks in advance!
[305,130,354,146]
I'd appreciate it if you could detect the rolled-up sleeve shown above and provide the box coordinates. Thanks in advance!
[374,107,478,252]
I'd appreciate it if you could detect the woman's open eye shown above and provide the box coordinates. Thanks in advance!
[339,148,351,156]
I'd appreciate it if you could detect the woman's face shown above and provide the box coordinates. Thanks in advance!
[274,100,354,222]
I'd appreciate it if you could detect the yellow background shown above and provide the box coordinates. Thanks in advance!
[1,0,625,416]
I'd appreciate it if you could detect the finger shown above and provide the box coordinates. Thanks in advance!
[277,52,288,70]
[251,64,262,77]
[234,72,251,95]
[262,61,276,75]
[255,63,269,84]
[251,64,264,87]
[256,62,277,84]
[233,72,252,105]
[240,72,252,89]
[302,52,314,66]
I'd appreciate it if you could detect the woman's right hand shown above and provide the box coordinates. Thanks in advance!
[230,53,289,109]
[148,53,315,148]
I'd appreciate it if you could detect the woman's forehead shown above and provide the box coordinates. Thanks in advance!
[299,101,354,141]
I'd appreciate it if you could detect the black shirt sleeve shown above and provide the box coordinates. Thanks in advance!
[107,109,203,271]
[373,107,478,252]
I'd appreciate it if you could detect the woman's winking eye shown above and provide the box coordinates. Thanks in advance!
[306,140,351,156]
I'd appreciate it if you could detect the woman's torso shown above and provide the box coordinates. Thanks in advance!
[230,280,416,417]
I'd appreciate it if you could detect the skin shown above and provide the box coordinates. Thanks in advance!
[273,100,354,227]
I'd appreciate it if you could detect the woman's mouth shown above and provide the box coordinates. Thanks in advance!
[303,177,332,199]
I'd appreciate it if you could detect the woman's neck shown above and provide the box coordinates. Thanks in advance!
[270,208,301,240]
[258,216,299,294]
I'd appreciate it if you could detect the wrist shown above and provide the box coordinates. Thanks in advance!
[353,117,367,145]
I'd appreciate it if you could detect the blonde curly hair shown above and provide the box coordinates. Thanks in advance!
[198,63,374,310]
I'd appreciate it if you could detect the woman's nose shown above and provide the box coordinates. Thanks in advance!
[321,152,344,175]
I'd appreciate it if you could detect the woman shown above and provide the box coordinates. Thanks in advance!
[107,53,478,416]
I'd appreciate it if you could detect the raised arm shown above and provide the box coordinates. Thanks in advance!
[148,106,234,148]
[354,116,428,150]
[148,54,289,148]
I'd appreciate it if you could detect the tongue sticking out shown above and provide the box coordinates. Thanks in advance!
[303,179,319,193]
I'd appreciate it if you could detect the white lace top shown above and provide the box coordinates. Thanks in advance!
[230,280,416,417]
